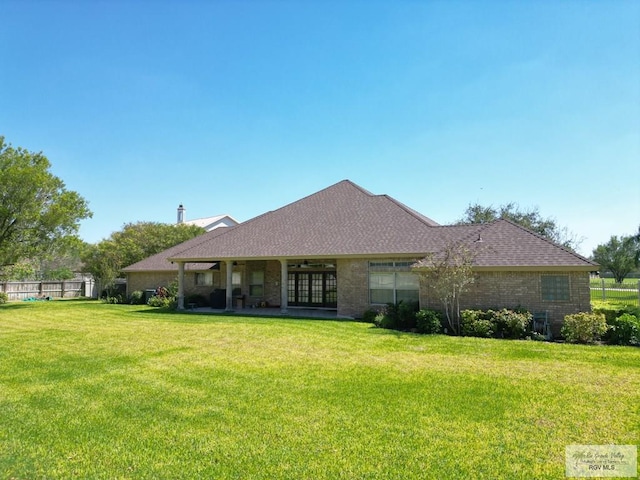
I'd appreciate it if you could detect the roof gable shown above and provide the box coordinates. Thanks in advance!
[169,180,441,260]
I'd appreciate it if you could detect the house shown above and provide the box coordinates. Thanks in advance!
[124,180,597,334]
[176,204,239,231]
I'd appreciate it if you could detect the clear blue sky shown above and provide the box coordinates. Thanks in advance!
[1,1,639,257]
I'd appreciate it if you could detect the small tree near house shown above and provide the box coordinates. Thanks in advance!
[412,242,476,335]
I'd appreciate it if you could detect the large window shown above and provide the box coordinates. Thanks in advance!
[369,261,419,304]
[195,272,213,286]
[541,275,570,301]
[249,271,264,296]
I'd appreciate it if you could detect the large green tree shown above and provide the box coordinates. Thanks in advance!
[0,136,92,268]
[592,234,640,283]
[458,202,580,251]
[82,222,205,292]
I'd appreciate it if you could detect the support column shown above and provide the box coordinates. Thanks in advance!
[280,259,288,314]
[177,262,185,310]
[225,260,234,311]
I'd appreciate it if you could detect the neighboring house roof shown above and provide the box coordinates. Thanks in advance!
[157,179,596,271]
[182,214,239,231]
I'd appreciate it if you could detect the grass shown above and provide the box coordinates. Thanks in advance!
[590,278,640,305]
[1,300,639,479]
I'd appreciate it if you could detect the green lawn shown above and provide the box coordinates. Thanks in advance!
[590,277,640,305]
[1,300,639,479]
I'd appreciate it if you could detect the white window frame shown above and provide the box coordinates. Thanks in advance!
[369,261,419,305]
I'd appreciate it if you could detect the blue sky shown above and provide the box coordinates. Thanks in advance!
[1,0,638,257]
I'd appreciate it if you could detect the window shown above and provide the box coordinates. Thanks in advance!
[232,272,242,289]
[541,275,570,301]
[195,272,213,286]
[369,261,419,304]
[249,271,264,296]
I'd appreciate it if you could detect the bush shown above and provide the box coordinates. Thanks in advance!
[129,290,145,305]
[461,310,494,338]
[493,308,532,339]
[593,304,640,325]
[561,312,608,344]
[147,295,176,309]
[374,301,419,331]
[606,313,640,346]
[0,291,8,304]
[102,294,124,304]
[416,309,443,334]
[361,308,379,324]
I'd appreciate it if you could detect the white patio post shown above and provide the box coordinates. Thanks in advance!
[225,260,234,311]
[177,262,185,310]
[280,259,288,314]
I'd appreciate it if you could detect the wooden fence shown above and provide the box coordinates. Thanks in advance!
[0,280,96,301]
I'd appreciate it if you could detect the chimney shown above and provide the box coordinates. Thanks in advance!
[177,204,185,224]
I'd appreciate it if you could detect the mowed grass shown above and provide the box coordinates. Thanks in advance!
[590,278,640,305]
[1,301,638,479]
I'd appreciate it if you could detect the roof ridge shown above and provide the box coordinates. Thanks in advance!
[168,180,360,259]
[491,218,597,266]
[380,195,440,227]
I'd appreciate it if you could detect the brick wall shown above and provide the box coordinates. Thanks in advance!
[336,258,369,317]
[420,270,592,335]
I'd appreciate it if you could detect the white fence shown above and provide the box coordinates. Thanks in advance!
[0,279,97,301]
[589,278,640,306]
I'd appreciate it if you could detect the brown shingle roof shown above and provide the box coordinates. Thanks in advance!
[158,179,596,270]
[122,227,229,272]
[168,180,441,260]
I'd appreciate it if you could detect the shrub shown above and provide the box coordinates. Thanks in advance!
[374,301,419,331]
[361,308,379,324]
[147,295,176,309]
[493,308,532,339]
[416,309,442,334]
[593,304,640,325]
[561,312,608,344]
[129,290,145,305]
[461,310,494,338]
[102,294,124,304]
[0,291,8,304]
[606,313,640,346]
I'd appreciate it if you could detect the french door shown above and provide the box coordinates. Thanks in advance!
[287,272,337,308]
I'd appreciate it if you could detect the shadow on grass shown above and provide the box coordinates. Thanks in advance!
[133,306,366,325]
[0,303,37,311]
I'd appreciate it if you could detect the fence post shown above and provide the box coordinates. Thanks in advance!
[601,278,606,301]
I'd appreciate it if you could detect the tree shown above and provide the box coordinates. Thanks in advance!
[82,222,205,293]
[592,234,639,283]
[0,136,92,268]
[458,202,580,251]
[412,242,477,335]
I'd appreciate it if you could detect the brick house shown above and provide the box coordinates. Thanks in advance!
[123,180,597,332]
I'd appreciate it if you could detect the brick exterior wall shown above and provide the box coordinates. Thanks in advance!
[130,263,592,334]
[419,270,592,336]
[336,258,370,317]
